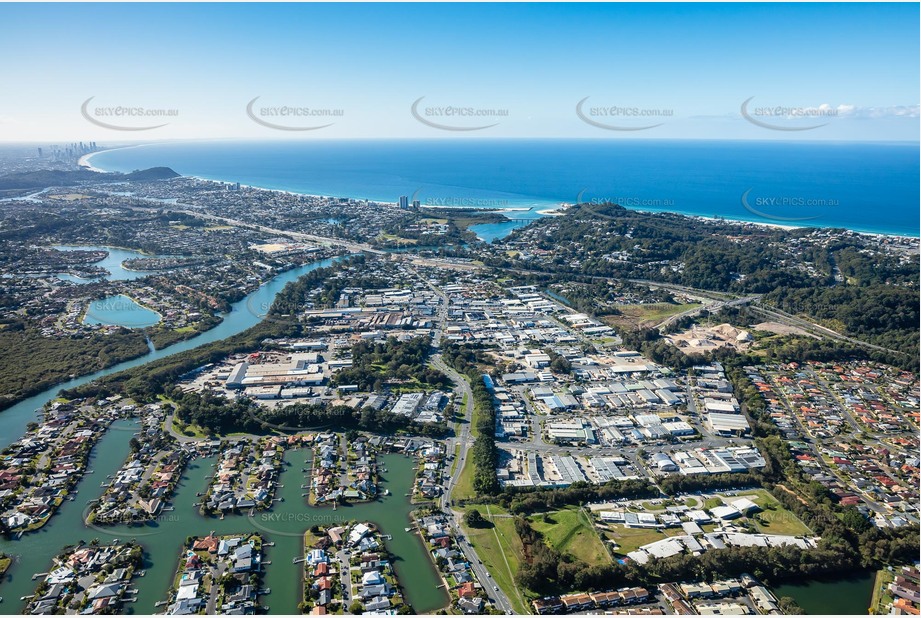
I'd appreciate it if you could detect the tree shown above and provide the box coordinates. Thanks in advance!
[349,600,364,614]
[550,354,572,375]
[779,597,805,614]
[464,509,486,528]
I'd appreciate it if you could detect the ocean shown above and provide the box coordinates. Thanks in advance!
[87,139,920,238]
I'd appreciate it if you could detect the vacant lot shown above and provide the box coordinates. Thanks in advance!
[452,455,476,502]
[603,302,702,330]
[742,489,813,536]
[529,507,611,566]
[461,504,530,615]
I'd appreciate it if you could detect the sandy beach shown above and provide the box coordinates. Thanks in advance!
[78,144,145,173]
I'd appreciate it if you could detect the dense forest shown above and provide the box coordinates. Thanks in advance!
[0,320,151,411]
[764,285,919,362]
[494,203,817,292]
[0,166,180,191]
[469,374,501,495]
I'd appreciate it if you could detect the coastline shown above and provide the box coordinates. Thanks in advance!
[86,142,919,241]
[78,144,148,173]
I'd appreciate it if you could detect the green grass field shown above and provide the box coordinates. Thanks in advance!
[870,568,895,614]
[452,455,477,502]
[529,507,611,566]
[460,505,531,615]
[170,415,209,438]
[742,489,813,536]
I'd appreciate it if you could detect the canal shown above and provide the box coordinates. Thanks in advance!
[0,429,448,613]
[0,253,450,613]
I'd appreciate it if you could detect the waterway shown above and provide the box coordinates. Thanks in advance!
[0,254,449,613]
[0,431,447,613]
[469,209,549,243]
[83,294,161,328]
[53,245,163,282]
[773,570,875,615]
[0,255,338,451]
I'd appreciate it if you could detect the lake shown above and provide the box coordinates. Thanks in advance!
[83,294,161,328]
[773,570,876,615]
[53,245,162,282]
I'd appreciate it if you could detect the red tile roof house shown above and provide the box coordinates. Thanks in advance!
[314,576,333,591]
[193,535,220,553]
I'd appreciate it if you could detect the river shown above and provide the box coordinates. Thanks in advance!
[0,254,450,613]
[0,256,339,451]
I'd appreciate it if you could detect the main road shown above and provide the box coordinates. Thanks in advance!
[415,269,517,615]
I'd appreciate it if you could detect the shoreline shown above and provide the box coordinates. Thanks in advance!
[82,292,163,329]
[86,142,919,241]
[78,144,145,172]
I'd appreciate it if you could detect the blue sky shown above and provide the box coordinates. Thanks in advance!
[0,2,917,141]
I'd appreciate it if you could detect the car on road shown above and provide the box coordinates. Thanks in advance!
[493,586,499,591]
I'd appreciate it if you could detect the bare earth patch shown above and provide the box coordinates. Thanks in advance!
[752,321,819,338]
[666,322,753,355]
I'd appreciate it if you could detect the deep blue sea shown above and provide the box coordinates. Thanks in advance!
[88,140,920,238]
